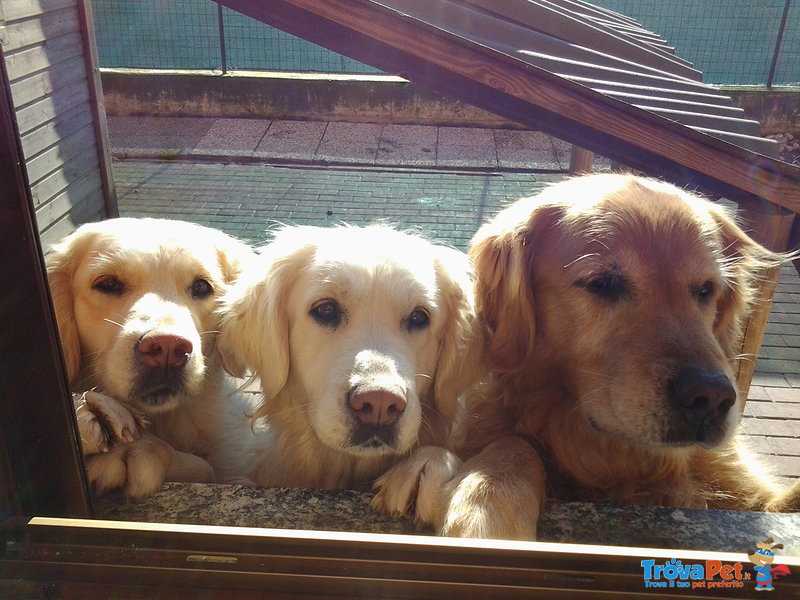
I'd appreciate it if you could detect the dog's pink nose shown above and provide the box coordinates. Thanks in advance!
[348,389,406,426]
[138,333,193,369]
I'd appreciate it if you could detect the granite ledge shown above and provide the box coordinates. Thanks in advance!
[94,483,800,554]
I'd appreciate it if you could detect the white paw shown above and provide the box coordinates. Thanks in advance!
[73,391,146,455]
[373,446,462,528]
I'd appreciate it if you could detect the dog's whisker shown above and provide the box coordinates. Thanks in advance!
[103,318,125,329]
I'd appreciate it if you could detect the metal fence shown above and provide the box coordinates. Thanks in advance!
[92,0,799,86]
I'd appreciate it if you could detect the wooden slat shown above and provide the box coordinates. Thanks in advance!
[14,79,89,135]
[387,0,704,86]
[3,32,84,81]
[35,170,102,229]
[2,0,76,22]
[550,0,641,28]
[217,0,800,215]
[30,149,99,207]
[9,54,87,107]
[455,0,697,75]
[0,6,80,52]
[38,191,106,247]
[23,122,95,185]
[567,76,736,106]
[20,101,93,159]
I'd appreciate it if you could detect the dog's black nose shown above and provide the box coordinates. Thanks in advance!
[667,367,736,444]
[669,367,736,414]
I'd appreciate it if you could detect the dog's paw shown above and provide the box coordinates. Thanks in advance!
[765,479,800,512]
[73,391,146,455]
[373,446,462,528]
[86,434,214,497]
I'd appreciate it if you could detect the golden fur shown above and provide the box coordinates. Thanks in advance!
[377,174,800,539]
[218,224,482,492]
[47,218,254,496]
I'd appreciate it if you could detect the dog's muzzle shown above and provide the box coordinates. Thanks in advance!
[132,331,195,408]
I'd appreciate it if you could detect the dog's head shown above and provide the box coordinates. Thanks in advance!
[47,218,254,414]
[219,224,481,457]
[471,174,780,450]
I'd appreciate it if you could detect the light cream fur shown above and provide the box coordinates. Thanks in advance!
[47,217,255,497]
[218,224,483,492]
[383,174,800,539]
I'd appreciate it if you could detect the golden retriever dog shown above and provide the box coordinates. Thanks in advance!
[217,224,481,493]
[377,174,799,539]
[47,218,255,497]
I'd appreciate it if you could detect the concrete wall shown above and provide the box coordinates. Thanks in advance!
[101,70,800,137]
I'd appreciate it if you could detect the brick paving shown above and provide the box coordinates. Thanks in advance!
[109,115,800,484]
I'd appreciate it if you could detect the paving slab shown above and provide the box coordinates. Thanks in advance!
[191,118,271,156]
[436,126,497,168]
[495,129,560,170]
[108,116,215,156]
[377,124,437,166]
[254,119,327,161]
[315,121,382,164]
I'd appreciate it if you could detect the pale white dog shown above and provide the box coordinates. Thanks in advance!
[218,224,483,493]
[47,218,255,497]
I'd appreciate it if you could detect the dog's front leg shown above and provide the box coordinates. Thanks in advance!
[440,435,546,540]
[765,479,800,512]
[373,446,463,529]
[87,434,215,497]
[73,391,146,455]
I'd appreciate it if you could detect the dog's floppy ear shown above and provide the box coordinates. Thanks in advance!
[45,227,99,384]
[213,231,257,286]
[707,204,785,357]
[218,234,315,400]
[431,246,484,424]
[469,202,546,374]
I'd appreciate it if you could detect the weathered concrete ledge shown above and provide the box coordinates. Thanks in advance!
[100,69,521,128]
[94,483,800,555]
[101,69,800,136]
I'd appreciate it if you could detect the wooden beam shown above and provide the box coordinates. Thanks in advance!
[735,204,796,398]
[569,146,593,174]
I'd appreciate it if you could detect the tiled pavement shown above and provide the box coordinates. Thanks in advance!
[108,115,799,483]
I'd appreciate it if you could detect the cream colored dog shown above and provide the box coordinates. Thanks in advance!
[218,224,482,493]
[47,218,254,497]
[377,174,800,539]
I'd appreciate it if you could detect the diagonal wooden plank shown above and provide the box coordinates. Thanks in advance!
[217,0,800,214]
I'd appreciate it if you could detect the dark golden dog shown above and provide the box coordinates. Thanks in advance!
[377,174,799,539]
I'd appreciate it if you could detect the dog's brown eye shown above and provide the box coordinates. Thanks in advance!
[579,272,627,302]
[92,275,125,296]
[190,278,214,299]
[696,280,714,302]
[310,299,342,328]
[406,308,430,332]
